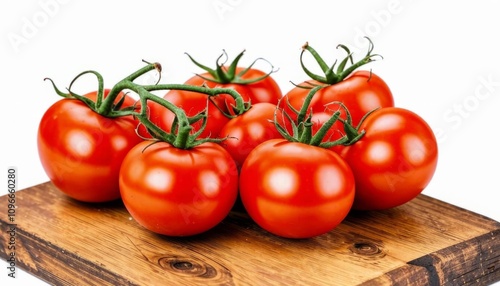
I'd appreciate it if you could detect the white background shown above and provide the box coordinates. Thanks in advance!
[1,1,499,285]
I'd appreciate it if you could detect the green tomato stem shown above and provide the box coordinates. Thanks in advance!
[98,62,160,115]
[296,85,324,124]
[275,87,365,147]
[309,110,341,146]
[298,116,313,144]
[67,70,106,108]
[300,37,382,84]
[143,82,250,116]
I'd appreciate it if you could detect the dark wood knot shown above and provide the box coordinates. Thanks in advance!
[158,256,217,278]
[349,241,386,258]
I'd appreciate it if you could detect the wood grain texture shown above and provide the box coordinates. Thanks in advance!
[1,182,499,285]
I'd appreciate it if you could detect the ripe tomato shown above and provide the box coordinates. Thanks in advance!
[340,107,438,210]
[185,49,282,107]
[187,66,282,107]
[37,90,143,202]
[119,140,239,236]
[181,74,252,117]
[239,139,355,238]
[148,51,283,139]
[281,71,394,127]
[217,102,284,169]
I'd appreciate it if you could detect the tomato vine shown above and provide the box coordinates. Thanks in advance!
[45,61,253,149]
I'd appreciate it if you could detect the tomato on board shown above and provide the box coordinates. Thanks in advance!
[119,140,239,236]
[155,70,282,139]
[280,40,394,149]
[143,51,282,139]
[185,66,282,108]
[217,102,284,169]
[184,49,282,107]
[281,71,394,128]
[239,139,355,239]
[37,90,143,202]
[340,107,438,210]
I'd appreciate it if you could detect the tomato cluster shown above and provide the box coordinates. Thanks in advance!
[38,39,438,239]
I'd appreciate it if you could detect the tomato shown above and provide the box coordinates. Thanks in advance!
[228,66,282,105]
[181,74,252,116]
[156,71,282,140]
[281,71,394,127]
[150,52,282,139]
[119,141,239,236]
[37,90,143,202]
[278,71,394,157]
[217,102,284,169]
[239,139,355,238]
[187,66,282,107]
[282,40,393,130]
[340,107,438,210]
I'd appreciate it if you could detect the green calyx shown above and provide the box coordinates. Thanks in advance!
[274,85,349,148]
[45,61,246,150]
[274,85,375,148]
[327,102,378,147]
[185,49,277,85]
[130,85,224,149]
[300,37,382,85]
[134,81,247,149]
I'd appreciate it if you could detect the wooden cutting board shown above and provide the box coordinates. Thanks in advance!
[1,182,499,285]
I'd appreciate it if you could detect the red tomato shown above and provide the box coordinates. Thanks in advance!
[182,71,250,115]
[217,102,284,169]
[37,90,143,202]
[239,139,355,238]
[188,66,282,107]
[229,67,282,105]
[148,59,282,139]
[119,140,239,236]
[281,71,394,127]
[340,107,438,210]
